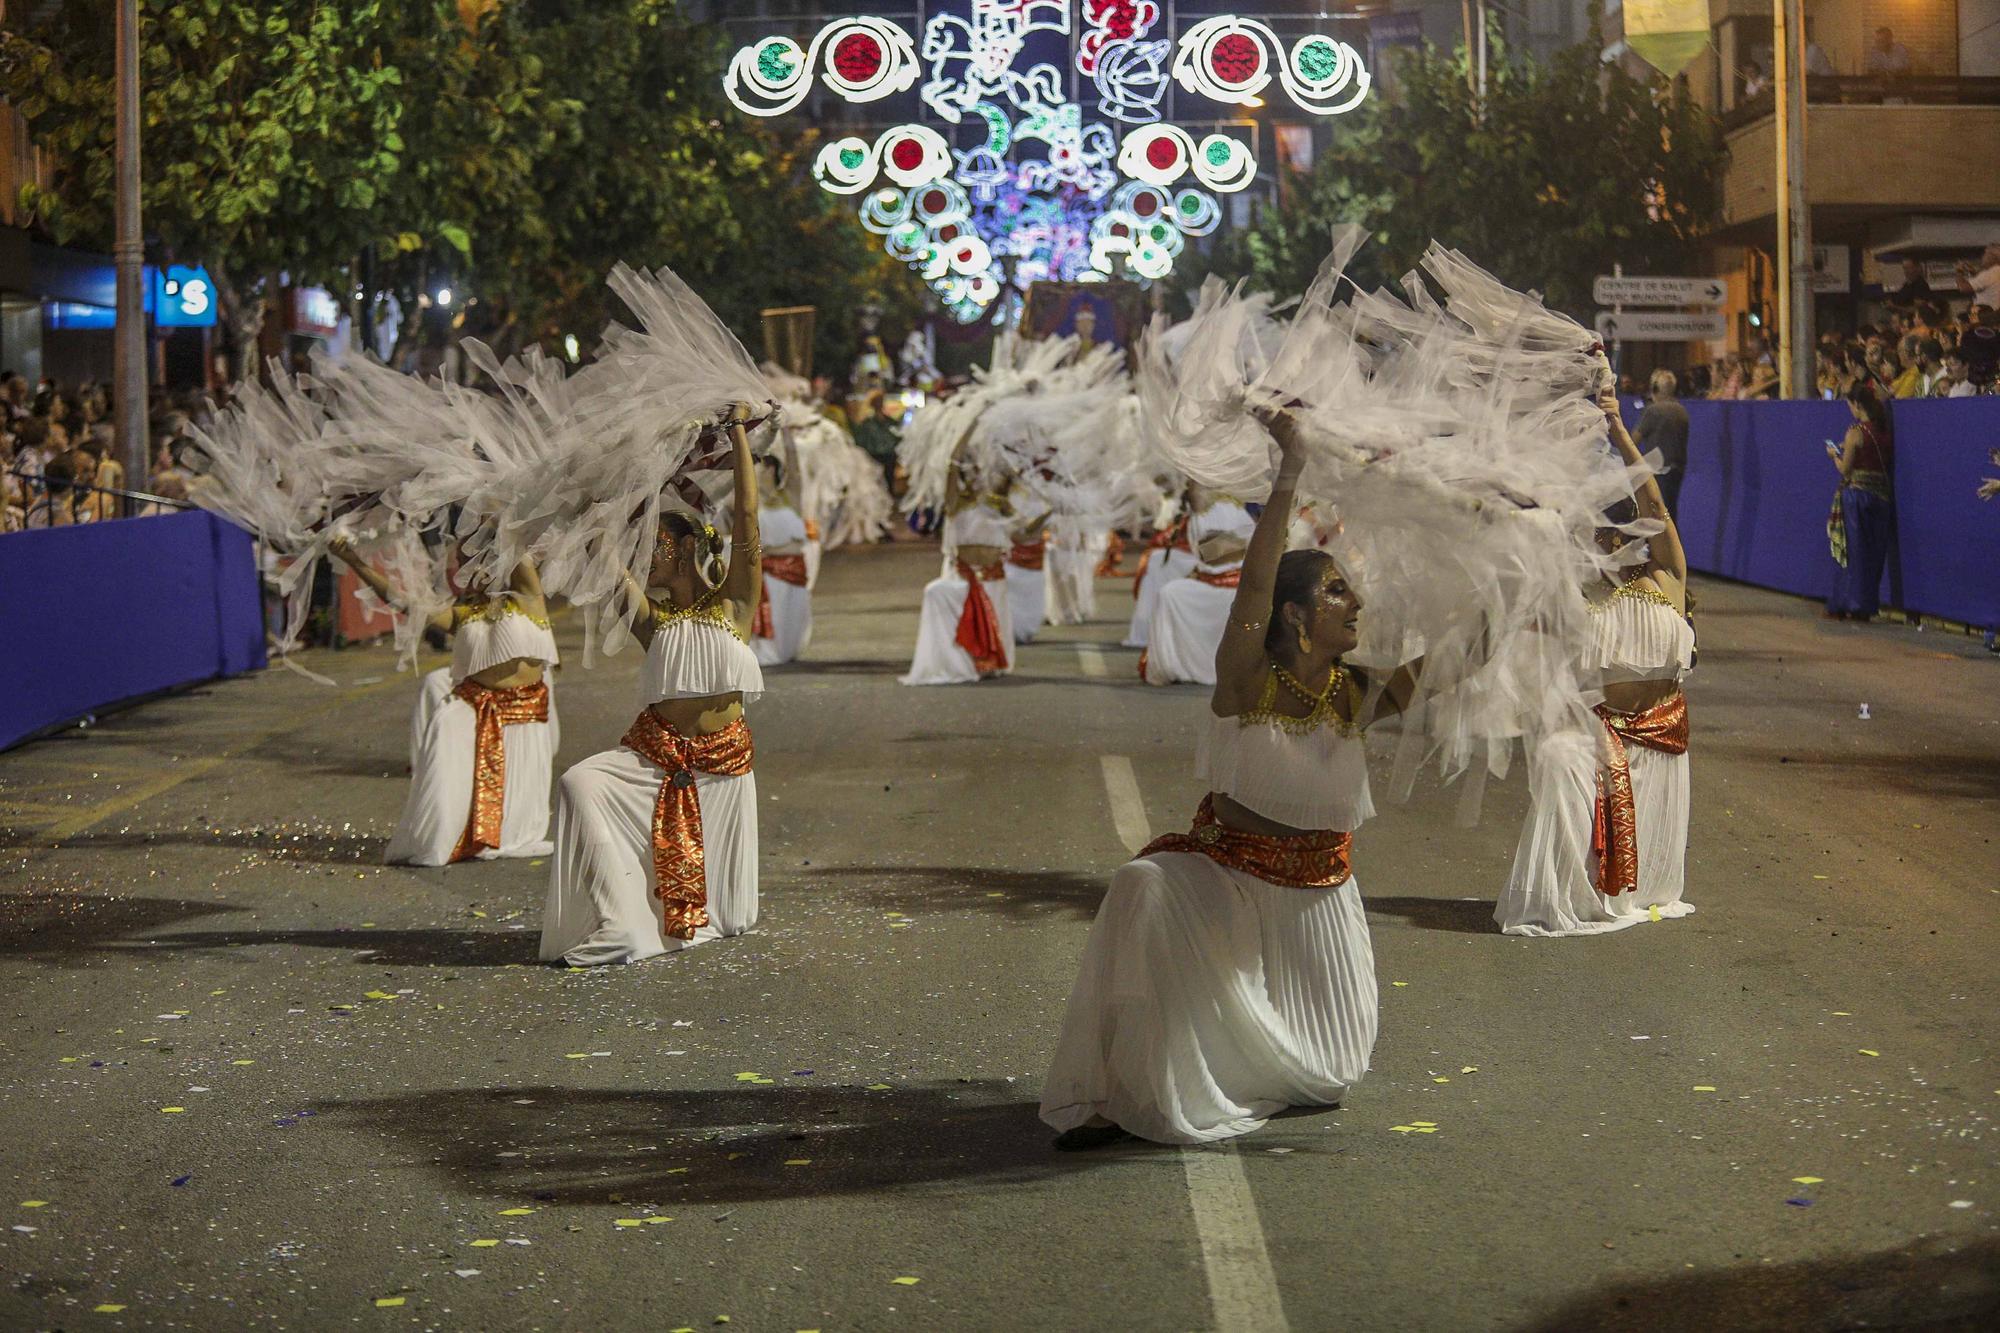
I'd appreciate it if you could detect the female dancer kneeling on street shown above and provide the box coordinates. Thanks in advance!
[539,411,765,966]
[1041,409,1414,1148]
[333,540,560,867]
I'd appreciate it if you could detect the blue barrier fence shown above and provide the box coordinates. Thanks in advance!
[1625,397,2000,629]
[0,510,266,750]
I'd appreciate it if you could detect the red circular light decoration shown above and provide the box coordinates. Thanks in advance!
[957,246,976,264]
[1209,32,1261,86]
[831,32,884,84]
[936,223,960,241]
[1133,192,1159,217]
[1144,136,1180,172]
[889,137,925,172]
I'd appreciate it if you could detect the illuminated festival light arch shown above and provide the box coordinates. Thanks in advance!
[725,6,1371,321]
[1171,16,1371,116]
[726,17,920,117]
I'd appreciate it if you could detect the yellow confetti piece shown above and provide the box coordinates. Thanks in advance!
[470,910,489,919]
[1390,981,1409,988]
[1410,1121,1437,1128]
[565,1053,590,1060]
[614,1219,643,1228]
[883,912,903,919]
[750,1078,775,1085]
[1460,1066,1478,1074]
[1792,1176,1824,1185]
[784,1159,811,1166]
[1648,905,1662,922]
[644,1217,673,1225]
[1812,875,1829,881]
[374,1297,406,1308]
[159,1106,185,1114]
[361,922,376,927]
[498,1208,535,1216]
[364,991,397,1001]
[666,1168,689,1175]
[1411,1126,1439,1133]
[93,1304,126,1314]
[865,1083,892,1091]
[1692,1085,1717,1092]
[21,1200,48,1208]
[891,1276,921,1286]
[1432,1077,1450,1084]
[1859,1049,1880,1057]
[60,1057,78,1063]
[734,1072,763,1082]
[1832,1011,1851,1016]
[210,989,227,996]
[469,1239,500,1248]
[232,1060,256,1066]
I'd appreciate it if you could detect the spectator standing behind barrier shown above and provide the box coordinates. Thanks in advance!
[1823,384,1895,623]
[1866,27,1912,76]
[1956,245,2000,310]
[1633,369,1690,516]
[23,450,86,528]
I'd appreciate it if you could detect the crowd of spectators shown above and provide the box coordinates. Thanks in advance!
[1,372,216,533]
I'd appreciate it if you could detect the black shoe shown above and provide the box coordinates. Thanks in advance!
[1053,1123,1132,1152]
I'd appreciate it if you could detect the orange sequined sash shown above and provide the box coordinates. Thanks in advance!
[449,678,550,863]
[1007,540,1046,571]
[619,711,755,940]
[953,559,1009,674]
[751,554,810,639]
[1590,692,1690,897]
[1193,566,1242,588]
[1139,794,1353,889]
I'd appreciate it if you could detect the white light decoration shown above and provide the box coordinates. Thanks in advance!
[1078,0,1160,74]
[812,124,952,195]
[1170,16,1370,117]
[1091,37,1170,124]
[1117,124,1256,192]
[920,0,1071,123]
[725,17,919,117]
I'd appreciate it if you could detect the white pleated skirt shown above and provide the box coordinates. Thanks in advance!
[1143,578,1232,686]
[1046,530,1106,626]
[1123,547,1195,648]
[385,667,558,866]
[1495,728,1693,936]
[1041,852,1379,1144]
[538,747,759,966]
[1005,563,1046,644]
[752,577,813,666]
[900,572,1016,685]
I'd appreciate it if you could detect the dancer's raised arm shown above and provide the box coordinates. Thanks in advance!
[1211,407,1306,714]
[718,414,762,636]
[331,537,455,634]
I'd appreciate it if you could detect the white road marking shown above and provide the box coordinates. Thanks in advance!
[1076,643,1108,678]
[1097,754,1151,855]
[1097,754,1291,1332]
[1181,1146,1291,1333]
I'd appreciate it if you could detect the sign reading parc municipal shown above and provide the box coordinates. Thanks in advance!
[1592,274,1726,307]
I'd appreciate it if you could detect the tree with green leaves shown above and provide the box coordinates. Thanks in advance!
[2,0,923,380]
[1195,26,1726,320]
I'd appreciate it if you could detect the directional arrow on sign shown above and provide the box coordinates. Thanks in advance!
[1592,275,1727,307]
[1594,310,1727,342]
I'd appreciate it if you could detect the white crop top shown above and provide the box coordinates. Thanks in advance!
[449,601,559,683]
[1196,673,1375,832]
[762,505,809,550]
[1190,501,1254,545]
[637,597,765,706]
[1587,583,1694,686]
[944,502,1012,552]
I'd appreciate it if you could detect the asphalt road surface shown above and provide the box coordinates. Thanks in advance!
[2,543,1996,1332]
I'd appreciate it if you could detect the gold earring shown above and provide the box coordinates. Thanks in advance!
[1297,628,1313,655]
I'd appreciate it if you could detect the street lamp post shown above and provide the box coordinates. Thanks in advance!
[1772,0,1812,398]
[113,0,146,504]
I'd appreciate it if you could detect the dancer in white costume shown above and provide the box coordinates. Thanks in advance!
[1003,486,1052,645]
[334,543,560,865]
[1123,493,1195,648]
[750,456,813,667]
[1141,500,1253,686]
[900,464,1017,685]
[1043,416,1410,1148]
[540,417,766,966]
[1044,516,1109,625]
[1497,396,1694,936]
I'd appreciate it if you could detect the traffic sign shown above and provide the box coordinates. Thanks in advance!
[1592,275,1727,307]
[1594,310,1727,343]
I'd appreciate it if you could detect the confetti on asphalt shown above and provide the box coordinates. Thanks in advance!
[1692,1086,1717,1093]
[159,1106,185,1114]
[469,1240,499,1248]
[498,1207,535,1216]
[453,1269,480,1278]
[1859,1049,1880,1057]
[891,1276,921,1286]
[374,1296,406,1307]
[93,1304,127,1314]
[1792,1176,1824,1185]
[784,1159,811,1166]
[20,1201,47,1208]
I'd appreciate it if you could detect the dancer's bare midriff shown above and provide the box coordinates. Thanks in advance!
[467,657,547,690]
[648,691,745,736]
[1210,791,1332,840]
